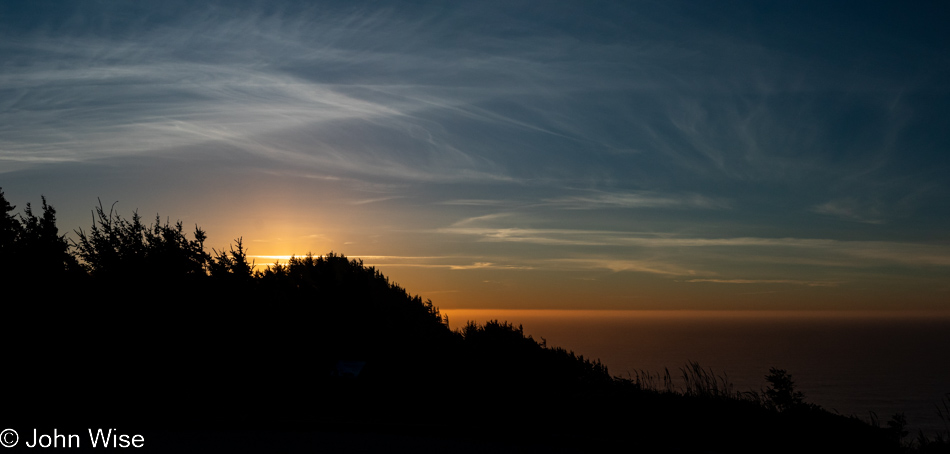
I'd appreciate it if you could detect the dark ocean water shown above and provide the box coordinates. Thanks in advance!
[444,310,950,438]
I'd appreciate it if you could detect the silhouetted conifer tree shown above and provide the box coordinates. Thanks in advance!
[0,188,20,260]
[209,237,253,281]
[72,200,211,285]
[20,197,80,276]
[0,190,80,284]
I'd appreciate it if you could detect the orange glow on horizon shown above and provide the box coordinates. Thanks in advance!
[441,308,950,330]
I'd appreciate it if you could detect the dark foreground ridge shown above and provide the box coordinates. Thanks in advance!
[2,191,947,453]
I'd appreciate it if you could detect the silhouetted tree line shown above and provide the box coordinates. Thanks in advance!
[2,190,939,453]
[1,192,610,418]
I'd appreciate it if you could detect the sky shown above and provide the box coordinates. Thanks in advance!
[2,0,949,310]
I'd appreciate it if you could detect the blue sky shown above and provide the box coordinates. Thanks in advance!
[2,1,949,309]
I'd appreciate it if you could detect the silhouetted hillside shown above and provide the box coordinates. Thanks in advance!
[2,191,940,453]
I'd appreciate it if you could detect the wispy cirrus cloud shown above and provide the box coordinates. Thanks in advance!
[437,199,513,207]
[350,196,404,206]
[545,258,697,276]
[2,2,690,185]
[543,190,732,210]
[349,255,532,271]
[4,0,944,209]
[685,279,842,287]
[812,198,885,224]
[438,215,950,269]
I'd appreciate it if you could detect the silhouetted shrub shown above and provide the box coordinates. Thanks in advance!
[765,367,805,412]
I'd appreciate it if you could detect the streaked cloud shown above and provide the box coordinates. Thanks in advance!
[543,191,731,210]
[545,258,697,276]
[351,196,404,206]
[686,279,842,287]
[351,255,533,271]
[437,199,511,207]
[438,221,950,269]
[812,198,885,224]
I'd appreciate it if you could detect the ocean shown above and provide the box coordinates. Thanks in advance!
[443,310,950,438]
